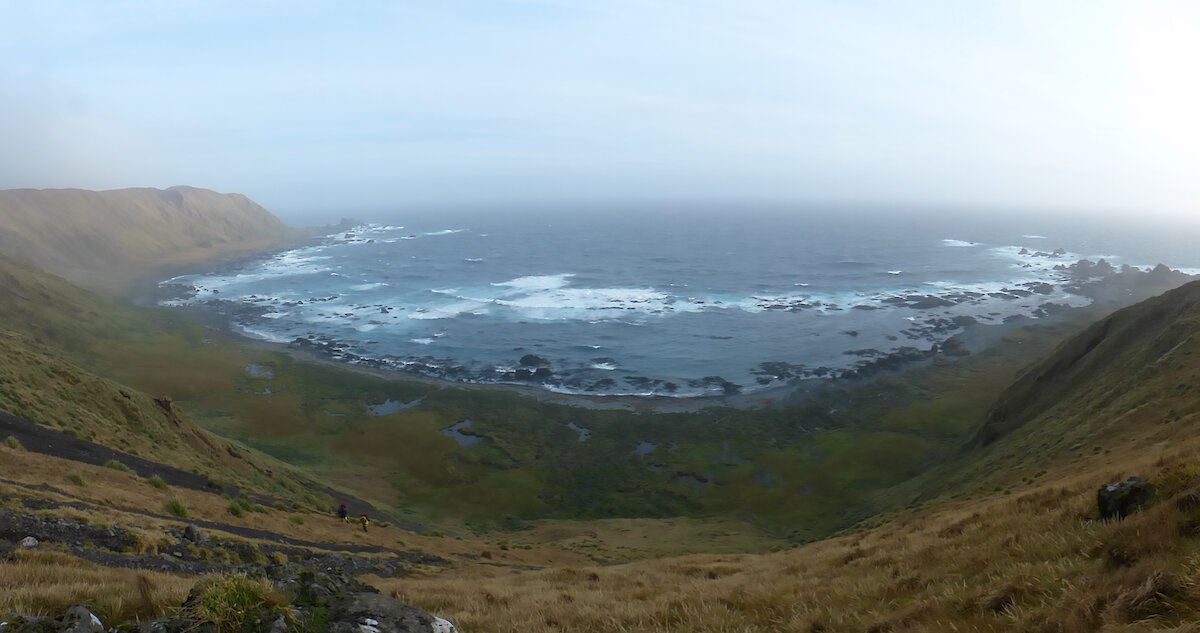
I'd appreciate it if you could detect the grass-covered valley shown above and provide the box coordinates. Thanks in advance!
[5,188,1200,631]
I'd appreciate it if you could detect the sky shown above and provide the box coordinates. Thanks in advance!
[1,1,1199,223]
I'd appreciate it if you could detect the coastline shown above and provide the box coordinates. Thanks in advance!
[138,238,1199,413]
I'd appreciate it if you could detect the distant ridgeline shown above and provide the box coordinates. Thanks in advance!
[0,186,296,292]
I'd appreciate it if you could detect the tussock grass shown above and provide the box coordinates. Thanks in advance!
[64,473,85,487]
[163,497,188,518]
[0,550,190,623]
[4,435,22,450]
[183,574,285,633]
[146,474,168,490]
[104,459,131,474]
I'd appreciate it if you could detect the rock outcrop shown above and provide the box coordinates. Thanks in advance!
[1098,476,1154,520]
[0,565,459,633]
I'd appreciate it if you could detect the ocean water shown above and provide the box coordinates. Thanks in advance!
[159,208,1200,397]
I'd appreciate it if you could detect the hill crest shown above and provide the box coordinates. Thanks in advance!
[0,186,296,292]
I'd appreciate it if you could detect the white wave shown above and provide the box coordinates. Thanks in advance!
[1023,234,1048,239]
[464,258,484,263]
[364,224,404,233]
[590,362,618,371]
[424,229,465,236]
[408,301,488,320]
[491,274,575,291]
[942,239,981,247]
[410,337,436,345]
[351,282,389,291]
[235,325,293,344]
[887,270,902,275]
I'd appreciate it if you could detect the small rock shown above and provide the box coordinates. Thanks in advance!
[19,537,37,549]
[269,615,289,633]
[1098,476,1154,520]
[183,524,207,544]
[138,620,169,633]
[431,617,459,633]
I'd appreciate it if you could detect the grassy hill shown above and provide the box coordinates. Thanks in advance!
[0,186,296,292]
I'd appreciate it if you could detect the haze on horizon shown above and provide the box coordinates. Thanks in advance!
[1,1,1198,224]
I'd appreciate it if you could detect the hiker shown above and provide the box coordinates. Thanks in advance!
[337,503,348,523]
[359,513,369,532]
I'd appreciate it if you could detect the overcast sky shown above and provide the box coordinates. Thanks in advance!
[1,1,1198,222]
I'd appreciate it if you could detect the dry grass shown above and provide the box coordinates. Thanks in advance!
[0,550,192,624]
[379,445,1200,633]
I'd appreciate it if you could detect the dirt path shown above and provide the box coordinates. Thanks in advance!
[0,475,413,557]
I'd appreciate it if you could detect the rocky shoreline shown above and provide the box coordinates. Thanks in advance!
[153,250,1197,411]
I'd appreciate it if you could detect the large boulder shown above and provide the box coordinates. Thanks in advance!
[0,607,103,633]
[1098,476,1154,520]
[182,524,207,545]
[327,592,456,633]
[58,606,104,633]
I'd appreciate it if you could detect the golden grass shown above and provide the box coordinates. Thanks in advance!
[0,447,592,569]
[379,444,1200,633]
[0,551,192,623]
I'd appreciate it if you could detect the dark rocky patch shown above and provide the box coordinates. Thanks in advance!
[1098,477,1154,520]
[518,354,550,367]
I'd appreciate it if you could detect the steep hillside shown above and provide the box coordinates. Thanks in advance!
[975,278,1200,448]
[0,253,342,509]
[0,186,295,291]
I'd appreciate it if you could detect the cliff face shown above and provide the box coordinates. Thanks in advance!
[0,186,295,292]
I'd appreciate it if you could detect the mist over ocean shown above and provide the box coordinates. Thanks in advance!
[160,209,1200,398]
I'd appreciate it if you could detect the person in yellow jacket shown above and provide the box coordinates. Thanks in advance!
[359,513,369,532]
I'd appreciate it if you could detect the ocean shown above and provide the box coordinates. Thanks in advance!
[159,207,1200,398]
